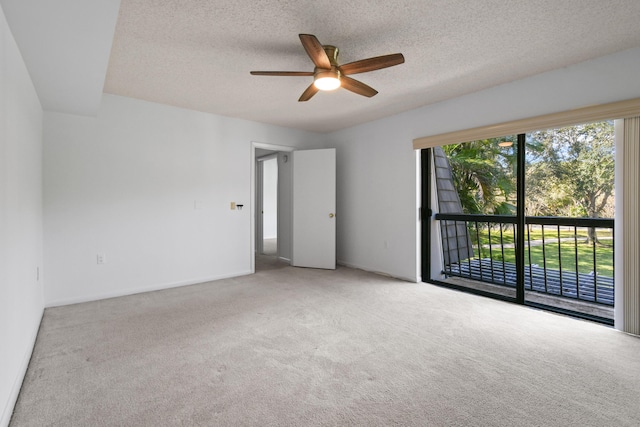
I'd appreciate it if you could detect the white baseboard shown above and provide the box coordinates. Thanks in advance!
[1,308,44,427]
[337,260,418,283]
[278,256,291,263]
[45,270,253,308]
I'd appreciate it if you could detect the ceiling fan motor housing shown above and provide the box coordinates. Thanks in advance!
[313,45,341,90]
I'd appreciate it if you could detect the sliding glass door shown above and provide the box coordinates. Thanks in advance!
[422,123,615,324]
[522,123,615,322]
[422,135,520,302]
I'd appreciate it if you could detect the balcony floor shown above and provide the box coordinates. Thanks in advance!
[443,258,614,320]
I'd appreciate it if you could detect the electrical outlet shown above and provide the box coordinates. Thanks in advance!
[97,254,106,264]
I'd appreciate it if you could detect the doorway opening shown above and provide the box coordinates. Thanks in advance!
[251,142,295,273]
[257,153,278,256]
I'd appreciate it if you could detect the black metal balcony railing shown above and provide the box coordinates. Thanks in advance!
[435,213,615,306]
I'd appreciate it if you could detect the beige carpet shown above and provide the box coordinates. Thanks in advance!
[11,263,640,426]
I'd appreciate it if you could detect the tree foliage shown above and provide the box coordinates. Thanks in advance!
[526,121,615,219]
[443,121,615,228]
[443,137,517,215]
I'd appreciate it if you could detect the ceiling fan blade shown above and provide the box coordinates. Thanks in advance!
[299,34,331,69]
[250,71,315,76]
[298,83,319,102]
[341,76,378,97]
[339,53,405,75]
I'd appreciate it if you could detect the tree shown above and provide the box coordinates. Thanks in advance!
[443,137,517,215]
[527,121,615,243]
[443,122,614,244]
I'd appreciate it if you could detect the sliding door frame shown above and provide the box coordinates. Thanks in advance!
[420,132,615,324]
[421,146,520,304]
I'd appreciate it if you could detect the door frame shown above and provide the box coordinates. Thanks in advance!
[250,141,295,273]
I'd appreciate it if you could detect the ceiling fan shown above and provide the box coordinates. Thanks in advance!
[250,34,405,102]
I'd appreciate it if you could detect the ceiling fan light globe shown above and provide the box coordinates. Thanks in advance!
[314,76,341,91]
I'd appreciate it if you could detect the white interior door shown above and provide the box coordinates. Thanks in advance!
[292,148,336,269]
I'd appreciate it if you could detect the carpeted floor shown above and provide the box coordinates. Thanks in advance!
[10,262,640,426]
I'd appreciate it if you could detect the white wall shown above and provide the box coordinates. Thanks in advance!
[276,151,293,262]
[44,94,323,306]
[325,48,640,283]
[262,157,277,239]
[326,123,420,282]
[0,5,44,426]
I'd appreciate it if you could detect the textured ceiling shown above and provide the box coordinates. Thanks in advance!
[102,1,640,133]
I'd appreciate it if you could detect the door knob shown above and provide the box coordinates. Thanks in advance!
[329,213,335,218]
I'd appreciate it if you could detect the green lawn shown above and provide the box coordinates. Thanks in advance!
[525,242,613,277]
[467,225,614,277]
[473,226,612,245]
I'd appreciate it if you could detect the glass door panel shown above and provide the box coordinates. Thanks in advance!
[424,135,519,301]
[523,123,615,322]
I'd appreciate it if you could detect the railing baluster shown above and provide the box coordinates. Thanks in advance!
[526,223,533,290]
[574,226,580,300]
[443,220,452,276]
[611,229,615,305]
[475,221,483,281]
[454,220,463,278]
[557,225,564,297]
[465,221,472,278]
[488,222,495,282]
[541,225,549,294]
[515,223,519,285]
[499,222,507,285]
[593,234,598,303]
